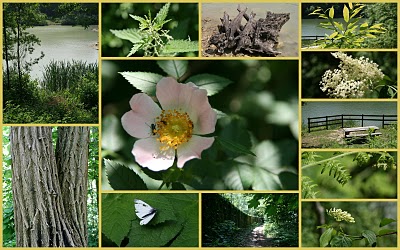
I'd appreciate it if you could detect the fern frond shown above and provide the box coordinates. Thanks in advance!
[302,152,322,166]
[302,176,319,199]
[321,160,351,186]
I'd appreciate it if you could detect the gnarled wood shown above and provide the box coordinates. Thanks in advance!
[208,5,290,56]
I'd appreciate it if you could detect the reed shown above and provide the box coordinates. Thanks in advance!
[41,60,97,92]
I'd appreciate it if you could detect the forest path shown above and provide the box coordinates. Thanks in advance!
[240,224,280,247]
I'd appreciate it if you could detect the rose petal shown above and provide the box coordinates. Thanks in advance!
[121,93,161,138]
[176,135,215,168]
[132,138,175,171]
[157,78,216,135]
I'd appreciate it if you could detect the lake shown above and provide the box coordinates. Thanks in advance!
[202,3,299,57]
[26,25,98,79]
[302,18,366,39]
[302,102,397,126]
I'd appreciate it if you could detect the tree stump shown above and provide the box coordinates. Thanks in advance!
[207,5,290,56]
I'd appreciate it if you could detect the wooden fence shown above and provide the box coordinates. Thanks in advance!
[307,114,397,133]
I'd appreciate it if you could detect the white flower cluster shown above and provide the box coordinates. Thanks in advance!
[320,52,384,98]
[326,207,355,223]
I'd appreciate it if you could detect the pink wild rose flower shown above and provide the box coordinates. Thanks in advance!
[121,77,217,171]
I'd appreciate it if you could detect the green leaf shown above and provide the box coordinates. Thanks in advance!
[343,5,349,22]
[329,31,338,39]
[119,72,163,96]
[362,230,376,247]
[129,14,147,25]
[127,43,143,57]
[154,3,170,27]
[216,136,256,157]
[105,159,147,190]
[380,218,396,227]
[330,234,352,247]
[328,7,334,19]
[378,229,396,235]
[102,193,137,245]
[110,29,142,43]
[348,3,353,10]
[156,60,188,79]
[186,74,233,96]
[279,171,298,190]
[162,40,199,54]
[320,228,334,247]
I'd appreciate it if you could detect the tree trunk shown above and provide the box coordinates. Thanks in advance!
[11,126,90,247]
[16,4,22,86]
[3,13,11,89]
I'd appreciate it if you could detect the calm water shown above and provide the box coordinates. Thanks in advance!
[302,102,397,126]
[26,25,98,79]
[202,3,299,56]
[302,18,366,37]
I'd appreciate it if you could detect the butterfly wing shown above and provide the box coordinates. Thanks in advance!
[134,199,157,225]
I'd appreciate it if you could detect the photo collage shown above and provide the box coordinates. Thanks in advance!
[1,1,398,248]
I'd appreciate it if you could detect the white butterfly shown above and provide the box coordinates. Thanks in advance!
[134,199,157,226]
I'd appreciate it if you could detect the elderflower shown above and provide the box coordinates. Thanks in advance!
[121,77,217,171]
[327,207,355,223]
[320,52,384,98]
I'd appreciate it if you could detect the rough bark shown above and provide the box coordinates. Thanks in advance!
[208,5,290,56]
[10,126,90,247]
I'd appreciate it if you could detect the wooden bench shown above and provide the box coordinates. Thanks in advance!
[343,126,382,138]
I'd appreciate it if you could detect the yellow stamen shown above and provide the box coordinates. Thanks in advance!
[153,109,193,151]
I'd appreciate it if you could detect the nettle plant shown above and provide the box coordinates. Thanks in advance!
[301,151,396,199]
[309,3,386,48]
[320,52,397,98]
[318,208,396,247]
[110,3,198,57]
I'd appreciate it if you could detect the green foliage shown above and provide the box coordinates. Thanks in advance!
[102,193,198,247]
[309,3,386,48]
[110,3,198,57]
[302,151,397,198]
[3,60,98,123]
[302,202,397,247]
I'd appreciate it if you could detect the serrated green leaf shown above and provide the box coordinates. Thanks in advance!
[330,234,352,247]
[379,218,396,227]
[102,193,137,245]
[328,7,334,19]
[127,43,143,57]
[216,136,256,157]
[105,159,147,190]
[343,5,349,22]
[162,40,199,54]
[362,230,376,247]
[119,72,163,95]
[110,29,142,43]
[320,228,334,247]
[130,14,147,25]
[156,60,188,79]
[186,73,232,96]
[154,3,170,27]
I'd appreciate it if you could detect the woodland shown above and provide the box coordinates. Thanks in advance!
[2,126,99,247]
[202,193,298,247]
[3,3,98,123]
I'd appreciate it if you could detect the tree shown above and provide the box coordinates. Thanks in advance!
[10,126,90,247]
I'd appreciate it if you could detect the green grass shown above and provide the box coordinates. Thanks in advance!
[302,124,397,149]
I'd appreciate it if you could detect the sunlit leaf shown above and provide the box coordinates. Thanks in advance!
[328,7,334,19]
[157,60,188,79]
[119,72,163,95]
[110,29,142,43]
[186,74,233,96]
[343,5,349,22]
[162,40,199,54]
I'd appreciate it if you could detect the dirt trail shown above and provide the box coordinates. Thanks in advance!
[241,225,280,247]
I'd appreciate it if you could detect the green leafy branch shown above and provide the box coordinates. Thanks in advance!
[110,3,198,57]
[319,216,397,247]
[309,3,386,48]
[302,151,396,198]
